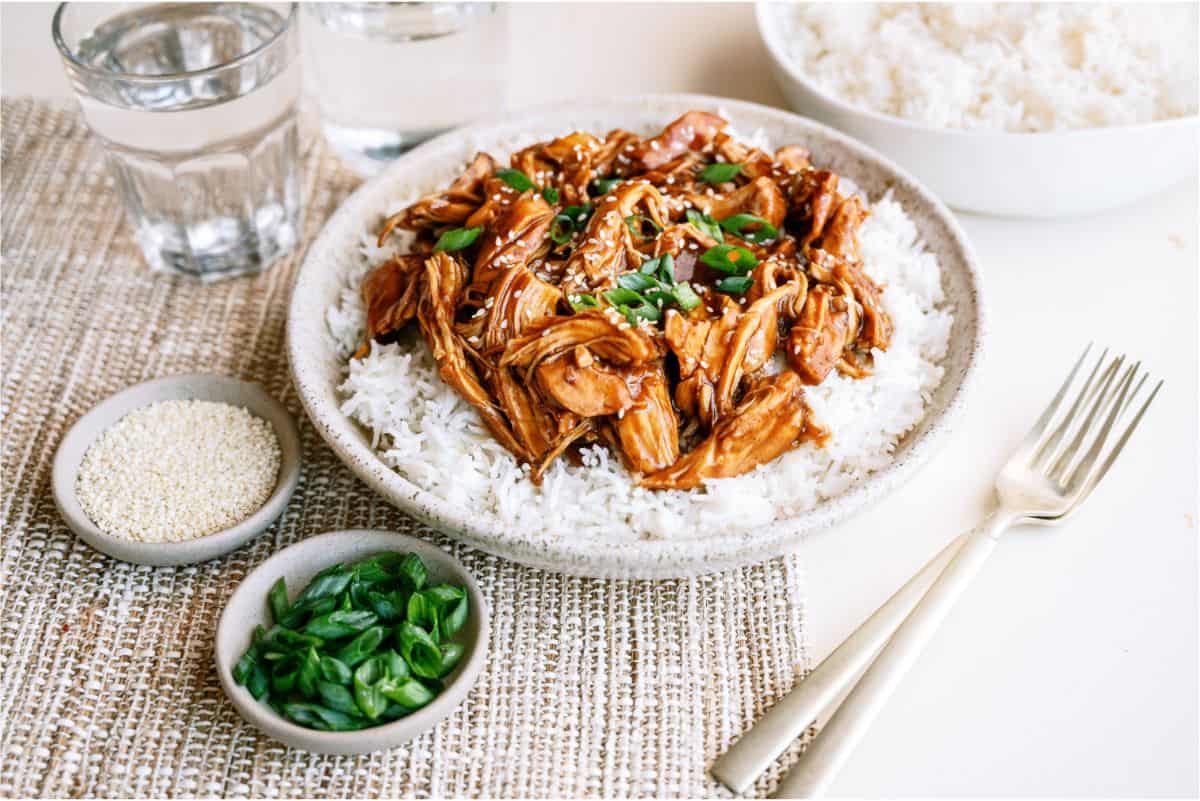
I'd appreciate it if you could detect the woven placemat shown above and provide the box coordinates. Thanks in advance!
[0,97,810,799]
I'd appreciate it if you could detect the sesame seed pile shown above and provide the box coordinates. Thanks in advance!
[76,400,281,543]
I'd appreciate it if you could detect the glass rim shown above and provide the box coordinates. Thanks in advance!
[52,1,298,84]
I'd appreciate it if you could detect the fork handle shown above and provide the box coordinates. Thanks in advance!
[773,511,1015,799]
[710,533,967,794]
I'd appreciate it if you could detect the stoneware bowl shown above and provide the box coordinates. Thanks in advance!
[288,93,985,579]
[755,2,1200,218]
[215,529,490,754]
[52,374,301,566]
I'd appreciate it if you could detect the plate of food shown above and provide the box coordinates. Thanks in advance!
[288,94,984,578]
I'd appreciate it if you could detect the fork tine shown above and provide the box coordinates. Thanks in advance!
[1044,353,1123,478]
[1023,343,1095,460]
[1061,361,1139,489]
[1070,376,1162,502]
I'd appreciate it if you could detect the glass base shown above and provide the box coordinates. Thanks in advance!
[322,121,447,177]
[134,205,300,282]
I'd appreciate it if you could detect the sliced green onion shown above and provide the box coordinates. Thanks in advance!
[396,622,443,680]
[618,272,661,293]
[639,256,662,275]
[440,598,469,640]
[591,177,621,195]
[394,554,427,592]
[673,281,702,310]
[699,162,743,184]
[621,304,662,326]
[699,244,759,275]
[437,643,465,677]
[603,287,647,307]
[495,168,534,192]
[541,186,559,204]
[686,209,724,242]
[549,214,574,246]
[658,253,676,284]
[316,680,361,715]
[625,214,662,241]
[568,293,599,312]
[719,214,778,243]
[268,578,289,625]
[715,276,755,294]
[433,226,482,253]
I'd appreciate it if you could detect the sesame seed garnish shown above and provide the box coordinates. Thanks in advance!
[76,400,280,543]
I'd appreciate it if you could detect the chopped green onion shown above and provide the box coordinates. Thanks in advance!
[282,702,366,732]
[625,214,662,240]
[639,256,662,275]
[234,552,472,732]
[550,214,574,246]
[699,162,743,184]
[568,293,599,312]
[396,621,443,679]
[603,287,647,307]
[699,244,759,275]
[719,214,779,243]
[658,253,676,284]
[268,578,289,625]
[621,304,662,326]
[618,272,661,293]
[304,609,379,640]
[495,168,534,192]
[316,680,361,715]
[382,678,436,710]
[437,643,465,677]
[686,209,724,242]
[673,281,702,310]
[591,177,621,195]
[395,554,427,592]
[333,626,385,668]
[541,186,559,204]
[433,226,482,253]
[715,276,755,294]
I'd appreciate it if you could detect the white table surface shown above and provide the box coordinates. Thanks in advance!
[4,3,1197,797]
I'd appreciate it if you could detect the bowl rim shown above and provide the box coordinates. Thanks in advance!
[753,1,1200,141]
[287,92,987,578]
[51,373,302,566]
[213,528,491,754]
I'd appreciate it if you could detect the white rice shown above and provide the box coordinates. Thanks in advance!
[326,121,954,542]
[774,3,1199,132]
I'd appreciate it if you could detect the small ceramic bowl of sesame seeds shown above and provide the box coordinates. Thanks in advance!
[52,374,302,566]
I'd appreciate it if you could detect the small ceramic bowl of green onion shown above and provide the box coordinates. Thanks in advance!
[215,529,489,754]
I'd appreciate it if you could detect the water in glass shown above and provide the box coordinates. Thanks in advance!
[305,3,509,176]
[55,3,302,280]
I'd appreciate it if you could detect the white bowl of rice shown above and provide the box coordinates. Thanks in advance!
[757,2,1200,217]
[289,94,984,579]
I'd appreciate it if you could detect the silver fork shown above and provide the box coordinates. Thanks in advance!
[712,345,1162,798]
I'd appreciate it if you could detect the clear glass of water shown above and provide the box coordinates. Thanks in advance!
[304,2,509,176]
[53,2,303,281]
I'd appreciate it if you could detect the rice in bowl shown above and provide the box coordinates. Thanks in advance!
[773,3,1199,132]
[326,117,954,543]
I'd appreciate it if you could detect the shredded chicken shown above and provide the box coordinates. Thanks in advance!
[356,110,894,487]
[641,371,821,490]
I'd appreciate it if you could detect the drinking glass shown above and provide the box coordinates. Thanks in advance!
[53,2,303,281]
[304,2,510,176]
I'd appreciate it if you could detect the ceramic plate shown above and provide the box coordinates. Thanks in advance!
[287,94,985,578]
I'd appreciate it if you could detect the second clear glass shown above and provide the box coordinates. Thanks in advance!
[304,2,510,176]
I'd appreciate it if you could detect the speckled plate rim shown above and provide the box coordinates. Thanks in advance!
[214,529,491,755]
[287,93,987,579]
[51,374,302,566]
